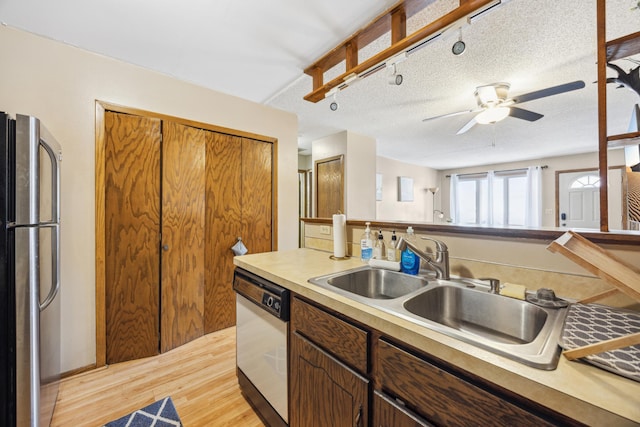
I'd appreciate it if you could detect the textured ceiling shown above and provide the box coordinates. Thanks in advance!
[1,0,639,169]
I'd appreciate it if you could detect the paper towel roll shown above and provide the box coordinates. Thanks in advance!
[332,214,346,258]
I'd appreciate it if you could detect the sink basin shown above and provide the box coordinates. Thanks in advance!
[403,285,547,345]
[310,267,429,300]
[309,268,569,369]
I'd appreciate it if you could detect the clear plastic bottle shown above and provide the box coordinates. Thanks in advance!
[373,230,385,260]
[400,226,420,275]
[360,222,373,262]
[386,230,398,261]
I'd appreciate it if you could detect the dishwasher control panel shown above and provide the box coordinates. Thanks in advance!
[233,268,290,321]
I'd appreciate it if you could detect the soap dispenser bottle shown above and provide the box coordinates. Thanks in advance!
[360,222,373,262]
[400,226,420,275]
[386,230,398,261]
[373,230,385,260]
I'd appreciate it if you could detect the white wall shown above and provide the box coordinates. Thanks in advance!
[311,131,376,220]
[376,156,439,222]
[0,26,299,372]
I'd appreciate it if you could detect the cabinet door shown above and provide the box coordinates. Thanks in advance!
[373,391,433,427]
[290,332,368,427]
[104,111,161,364]
[161,121,206,352]
[204,132,242,333]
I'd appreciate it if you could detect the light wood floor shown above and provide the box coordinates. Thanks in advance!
[51,326,265,426]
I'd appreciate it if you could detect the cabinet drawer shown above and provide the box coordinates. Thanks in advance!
[291,297,368,373]
[374,390,432,427]
[377,339,557,427]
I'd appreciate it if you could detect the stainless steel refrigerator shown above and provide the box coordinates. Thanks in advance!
[0,113,62,427]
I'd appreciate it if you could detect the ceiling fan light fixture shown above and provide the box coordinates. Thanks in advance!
[476,106,510,124]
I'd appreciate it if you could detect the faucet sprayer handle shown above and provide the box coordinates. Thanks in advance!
[478,277,501,294]
[420,236,448,252]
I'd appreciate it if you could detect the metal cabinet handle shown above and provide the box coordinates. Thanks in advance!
[162,244,169,251]
[355,404,362,427]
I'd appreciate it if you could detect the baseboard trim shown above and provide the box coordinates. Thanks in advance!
[60,363,98,380]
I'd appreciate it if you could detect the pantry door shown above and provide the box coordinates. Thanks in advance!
[161,121,206,353]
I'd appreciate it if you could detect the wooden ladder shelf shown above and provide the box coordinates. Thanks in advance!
[547,231,640,360]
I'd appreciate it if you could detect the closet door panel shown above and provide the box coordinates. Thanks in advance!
[241,138,273,254]
[104,111,161,364]
[161,121,206,352]
[205,132,242,333]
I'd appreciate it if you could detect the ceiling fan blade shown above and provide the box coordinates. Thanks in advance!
[512,80,586,104]
[456,117,478,135]
[509,107,544,122]
[422,109,477,122]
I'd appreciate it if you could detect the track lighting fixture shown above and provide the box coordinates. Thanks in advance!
[386,52,407,86]
[325,87,340,111]
[328,90,339,111]
[387,64,403,86]
[452,28,466,55]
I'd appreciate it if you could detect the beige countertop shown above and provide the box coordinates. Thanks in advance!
[234,248,640,426]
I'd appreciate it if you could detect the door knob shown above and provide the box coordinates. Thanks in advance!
[162,244,169,251]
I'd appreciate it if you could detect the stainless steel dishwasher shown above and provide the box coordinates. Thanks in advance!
[234,268,289,427]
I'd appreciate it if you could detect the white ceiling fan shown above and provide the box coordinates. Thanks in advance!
[422,80,586,134]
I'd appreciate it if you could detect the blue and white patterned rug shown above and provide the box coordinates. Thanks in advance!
[104,396,183,427]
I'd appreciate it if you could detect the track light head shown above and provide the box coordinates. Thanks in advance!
[389,73,403,86]
[387,63,403,86]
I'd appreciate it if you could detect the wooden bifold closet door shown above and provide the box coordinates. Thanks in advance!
[104,112,162,364]
[103,109,273,364]
[204,134,272,333]
[161,121,206,353]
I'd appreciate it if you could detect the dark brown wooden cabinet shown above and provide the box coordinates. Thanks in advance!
[376,338,568,427]
[288,293,583,427]
[290,332,368,427]
[290,297,369,427]
[101,108,273,364]
[373,391,432,427]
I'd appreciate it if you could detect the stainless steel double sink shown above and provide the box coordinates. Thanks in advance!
[308,266,569,370]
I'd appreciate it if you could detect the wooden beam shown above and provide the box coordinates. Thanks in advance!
[596,0,609,232]
[303,0,433,87]
[391,6,407,44]
[304,0,497,103]
[345,40,358,70]
[606,30,640,61]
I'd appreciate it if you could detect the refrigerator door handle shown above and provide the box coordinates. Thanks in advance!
[38,137,61,311]
[39,223,59,311]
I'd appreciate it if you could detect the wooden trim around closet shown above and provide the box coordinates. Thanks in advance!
[95,102,107,368]
[94,100,279,368]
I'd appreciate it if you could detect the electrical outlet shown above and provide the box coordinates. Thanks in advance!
[320,225,331,235]
[545,208,554,215]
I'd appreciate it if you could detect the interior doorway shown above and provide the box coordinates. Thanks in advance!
[315,155,344,218]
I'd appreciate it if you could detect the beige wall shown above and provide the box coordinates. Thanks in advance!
[376,156,439,222]
[0,26,299,372]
